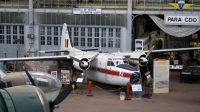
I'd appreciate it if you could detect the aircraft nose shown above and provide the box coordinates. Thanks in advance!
[129,72,140,84]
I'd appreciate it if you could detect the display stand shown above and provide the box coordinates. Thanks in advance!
[131,84,142,100]
[153,59,169,93]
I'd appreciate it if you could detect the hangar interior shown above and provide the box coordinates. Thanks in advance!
[0,0,200,65]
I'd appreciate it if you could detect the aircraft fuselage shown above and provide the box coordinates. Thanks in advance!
[85,54,141,86]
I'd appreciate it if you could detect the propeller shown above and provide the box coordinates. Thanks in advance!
[70,53,99,69]
[130,46,155,66]
[24,65,36,86]
[49,85,73,112]
[146,46,154,58]
[70,56,89,68]
[88,53,99,62]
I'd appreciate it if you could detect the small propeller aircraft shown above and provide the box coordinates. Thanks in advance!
[0,23,200,86]
[0,65,74,112]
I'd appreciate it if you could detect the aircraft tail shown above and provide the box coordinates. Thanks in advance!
[61,23,73,50]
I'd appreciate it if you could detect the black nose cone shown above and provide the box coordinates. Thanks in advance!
[130,72,140,84]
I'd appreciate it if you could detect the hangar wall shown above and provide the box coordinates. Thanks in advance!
[0,0,200,63]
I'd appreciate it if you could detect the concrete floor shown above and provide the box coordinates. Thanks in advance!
[55,71,200,112]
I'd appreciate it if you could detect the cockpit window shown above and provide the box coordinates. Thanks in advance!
[123,58,129,64]
[36,78,49,90]
[107,61,115,66]
[113,60,124,66]
[116,64,138,71]
[107,58,129,66]
[47,75,61,90]
[112,58,124,66]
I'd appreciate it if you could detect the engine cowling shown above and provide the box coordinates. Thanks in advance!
[129,52,149,67]
[73,58,90,71]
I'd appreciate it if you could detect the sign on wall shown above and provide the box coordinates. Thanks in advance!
[51,71,57,78]
[164,14,200,26]
[61,70,70,84]
[73,8,101,14]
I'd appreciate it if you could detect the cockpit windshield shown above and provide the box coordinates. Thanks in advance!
[36,77,49,90]
[47,75,61,90]
[107,57,129,66]
[22,71,61,91]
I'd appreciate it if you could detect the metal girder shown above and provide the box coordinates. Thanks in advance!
[1,8,200,15]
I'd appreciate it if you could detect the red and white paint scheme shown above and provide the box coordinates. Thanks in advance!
[87,55,140,86]
[1,23,200,86]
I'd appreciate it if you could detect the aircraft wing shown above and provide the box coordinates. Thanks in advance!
[80,48,98,51]
[144,47,200,53]
[39,48,98,53]
[112,47,200,57]
[0,53,99,63]
[39,50,69,53]
[0,55,71,61]
[111,52,134,57]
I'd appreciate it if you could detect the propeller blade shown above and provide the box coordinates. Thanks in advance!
[146,46,154,58]
[53,85,73,105]
[24,66,36,86]
[70,56,82,63]
[88,53,99,62]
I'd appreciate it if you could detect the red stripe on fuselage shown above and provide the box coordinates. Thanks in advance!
[100,68,119,76]
[123,72,132,78]
[89,66,132,78]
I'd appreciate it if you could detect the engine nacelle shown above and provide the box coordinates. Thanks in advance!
[73,58,90,71]
[128,52,149,67]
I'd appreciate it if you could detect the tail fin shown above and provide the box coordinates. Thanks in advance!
[61,23,73,50]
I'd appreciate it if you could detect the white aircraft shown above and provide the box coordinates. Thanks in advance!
[0,23,200,86]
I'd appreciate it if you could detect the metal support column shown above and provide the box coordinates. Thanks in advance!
[126,0,132,51]
[28,0,35,57]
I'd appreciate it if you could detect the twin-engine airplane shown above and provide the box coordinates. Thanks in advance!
[0,23,200,86]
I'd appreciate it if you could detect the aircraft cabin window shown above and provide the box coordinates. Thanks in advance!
[107,61,114,66]
[97,67,100,72]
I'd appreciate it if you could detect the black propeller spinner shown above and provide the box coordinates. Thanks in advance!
[24,66,73,112]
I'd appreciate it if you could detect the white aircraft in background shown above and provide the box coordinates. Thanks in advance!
[0,23,200,86]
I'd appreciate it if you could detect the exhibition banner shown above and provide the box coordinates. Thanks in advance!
[153,59,169,93]
[73,8,101,14]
